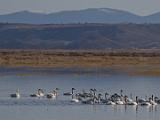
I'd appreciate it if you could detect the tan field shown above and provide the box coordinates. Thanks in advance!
[1,49,160,76]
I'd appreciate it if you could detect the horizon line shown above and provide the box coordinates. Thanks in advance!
[0,7,159,17]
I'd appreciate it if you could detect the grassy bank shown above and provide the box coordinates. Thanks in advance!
[0,49,160,66]
[0,49,160,76]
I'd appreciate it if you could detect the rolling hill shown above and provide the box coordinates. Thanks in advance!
[0,23,160,49]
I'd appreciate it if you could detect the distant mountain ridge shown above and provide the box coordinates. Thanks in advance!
[0,23,160,49]
[0,8,160,24]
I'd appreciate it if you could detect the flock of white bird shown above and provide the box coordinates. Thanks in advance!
[10,88,160,106]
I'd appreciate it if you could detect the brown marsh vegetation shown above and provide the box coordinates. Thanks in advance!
[0,49,159,66]
[1,49,160,75]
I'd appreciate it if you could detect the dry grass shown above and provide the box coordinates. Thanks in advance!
[0,49,160,67]
[1,49,160,76]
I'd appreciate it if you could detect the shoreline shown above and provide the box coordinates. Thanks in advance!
[1,49,160,66]
[0,49,160,76]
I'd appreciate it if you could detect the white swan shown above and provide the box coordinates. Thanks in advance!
[10,89,20,98]
[47,92,56,99]
[140,97,157,106]
[30,89,44,97]
[116,100,124,105]
[70,94,80,103]
[126,96,138,105]
[150,100,157,105]
[149,95,158,105]
[140,102,151,106]
[106,100,116,105]
[46,88,59,99]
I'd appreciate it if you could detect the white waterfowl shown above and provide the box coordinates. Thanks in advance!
[116,100,124,105]
[126,96,138,105]
[148,96,157,105]
[46,88,59,99]
[150,100,157,105]
[106,100,116,105]
[140,102,151,106]
[46,92,56,99]
[10,89,20,98]
[30,89,45,97]
[71,94,81,103]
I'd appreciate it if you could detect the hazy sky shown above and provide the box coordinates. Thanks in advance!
[0,0,160,16]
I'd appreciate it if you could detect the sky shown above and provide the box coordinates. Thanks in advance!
[0,0,160,16]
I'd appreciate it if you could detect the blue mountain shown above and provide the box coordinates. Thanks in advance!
[0,8,159,24]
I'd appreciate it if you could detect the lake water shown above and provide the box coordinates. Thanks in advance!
[0,67,160,120]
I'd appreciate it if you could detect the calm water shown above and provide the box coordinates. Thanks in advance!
[0,67,160,120]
